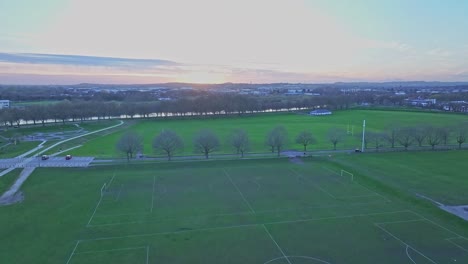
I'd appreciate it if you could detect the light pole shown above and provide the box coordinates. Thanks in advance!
[361,120,366,152]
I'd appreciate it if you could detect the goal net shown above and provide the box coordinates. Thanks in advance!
[340,170,354,181]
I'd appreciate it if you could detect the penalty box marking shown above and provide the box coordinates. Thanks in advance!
[87,200,390,227]
[373,211,468,264]
[66,242,149,264]
[82,210,409,242]
[290,168,384,200]
[446,237,468,253]
[322,166,392,203]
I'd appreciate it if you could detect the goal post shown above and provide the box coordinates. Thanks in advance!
[340,169,354,181]
[100,183,107,197]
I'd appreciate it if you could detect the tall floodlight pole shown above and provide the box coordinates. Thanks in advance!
[361,120,366,152]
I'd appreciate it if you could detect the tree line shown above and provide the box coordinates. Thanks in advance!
[0,93,365,128]
[116,122,468,161]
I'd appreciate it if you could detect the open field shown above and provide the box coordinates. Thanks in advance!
[0,141,40,158]
[332,150,468,205]
[70,110,468,158]
[0,169,20,193]
[0,151,467,264]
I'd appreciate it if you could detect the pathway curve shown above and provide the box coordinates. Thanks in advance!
[0,120,125,205]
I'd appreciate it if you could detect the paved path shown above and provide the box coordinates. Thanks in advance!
[0,121,124,205]
[0,167,35,205]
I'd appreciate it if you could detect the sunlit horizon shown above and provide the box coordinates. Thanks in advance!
[1,0,468,84]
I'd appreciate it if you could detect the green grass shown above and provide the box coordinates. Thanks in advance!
[73,110,468,158]
[0,169,20,194]
[0,141,40,158]
[332,150,468,205]
[0,152,467,263]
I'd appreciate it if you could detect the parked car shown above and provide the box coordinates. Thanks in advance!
[41,155,49,160]
[65,154,72,160]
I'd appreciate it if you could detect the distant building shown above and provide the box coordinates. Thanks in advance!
[406,98,436,107]
[310,109,332,116]
[0,100,10,109]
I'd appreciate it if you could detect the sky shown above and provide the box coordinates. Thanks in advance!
[1,0,468,84]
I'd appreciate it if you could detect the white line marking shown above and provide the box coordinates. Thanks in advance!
[83,210,408,241]
[75,246,147,255]
[151,176,156,213]
[87,200,390,227]
[375,224,438,264]
[107,172,116,190]
[446,238,468,253]
[264,255,331,264]
[407,210,466,239]
[65,240,80,264]
[374,219,424,225]
[262,225,292,264]
[406,245,417,264]
[223,168,256,214]
[115,184,123,202]
[87,187,105,226]
[322,166,391,202]
[289,168,336,199]
[146,246,150,264]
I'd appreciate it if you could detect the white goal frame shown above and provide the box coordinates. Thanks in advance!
[100,183,107,197]
[340,170,354,181]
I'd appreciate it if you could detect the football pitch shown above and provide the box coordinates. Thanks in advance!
[60,159,468,264]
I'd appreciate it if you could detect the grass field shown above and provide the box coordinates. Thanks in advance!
[0,168,20,193]
[69,110,468,158]
[0,151,467,263]
[332,150,468,205]
[0,141,40,158]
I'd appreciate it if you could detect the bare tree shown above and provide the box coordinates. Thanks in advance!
[194,129,220,159]
[327,128,346,150]
[455,122,468,149]
[439,127,450,145]
[266,126,288,156]
[396,127,415,150]
[153,129,183,161]
[412,126,427,147]
[116,131,144,161]
[295,130,316,152]
[425,126,442,150]
[385,124,400,148]
[229,128,250,157]
[366,131,385,152]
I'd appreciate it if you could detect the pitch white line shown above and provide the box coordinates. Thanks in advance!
[223,168,256,214]
[263,225,292,264]
[115,184,123,201]
[151,176,156,213]
[83,210,408,242]
[446,238,468,253]
[65,240,80,264]
[264,256,331,264]
[374,219,424,225]
[406,245,417,264]
[86,192,104,226]
[289,168,336,199]
[375,224,438,264]
[407,210,466,239]
[75,246,147,255]
[322,166,391,202]
[107,172,116,190]
[87,200,390,228]
[146,246,150,264]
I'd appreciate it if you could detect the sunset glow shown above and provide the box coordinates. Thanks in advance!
[1,0,468,84]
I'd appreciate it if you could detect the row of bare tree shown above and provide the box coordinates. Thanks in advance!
[0,94,361,128]
[115,122,468,160]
